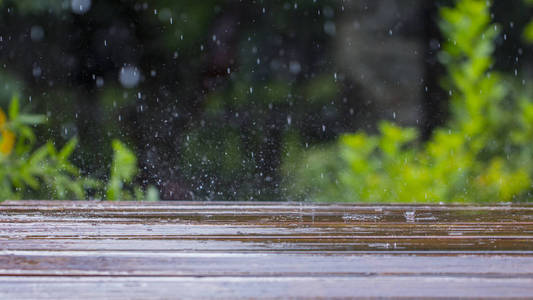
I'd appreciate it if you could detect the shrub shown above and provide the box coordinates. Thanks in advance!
[0,96,158,201]
[284,0,533,203]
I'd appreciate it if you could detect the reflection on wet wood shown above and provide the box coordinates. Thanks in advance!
[1,201,532,299]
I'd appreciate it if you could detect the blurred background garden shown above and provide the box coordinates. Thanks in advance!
[1,0,533,202]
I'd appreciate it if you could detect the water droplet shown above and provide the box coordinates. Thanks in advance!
[324,21,336,36]
[96,77,104,88]
[30,26,44,42]
[32,65,42,78]
[119,65,141,88]
[404,211,415,222]
[71,0,91,15]
[289,61,301,74]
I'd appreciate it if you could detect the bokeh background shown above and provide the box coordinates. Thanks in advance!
[1,0,533,201]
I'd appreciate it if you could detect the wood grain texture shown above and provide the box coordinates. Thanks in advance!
[1,201,532,299]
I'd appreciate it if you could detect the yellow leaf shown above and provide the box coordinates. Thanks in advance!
[0,108,15,155]
[0,108,5,128]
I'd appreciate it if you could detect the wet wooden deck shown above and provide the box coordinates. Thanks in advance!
[1,201,532,299]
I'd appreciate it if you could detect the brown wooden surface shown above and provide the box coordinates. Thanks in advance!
[1,201,533,299]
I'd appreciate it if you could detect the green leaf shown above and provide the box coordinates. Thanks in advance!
[58,137,78,161]
[146,186,160,202]
[29,143,51,166]
[8,95,19,120]
[110,139,137,183]
[18,114,46,125]
[523,21,533,43]
[106,139,139,200]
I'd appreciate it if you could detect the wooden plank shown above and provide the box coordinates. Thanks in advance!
[1,201,533,299]
[1,251,533,276]
[1,202,532,224]
[1,276,533,299]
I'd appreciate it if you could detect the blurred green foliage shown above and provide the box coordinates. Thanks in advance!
[285,0,533,203]
[107,139,159,201]
[524,0,533,43]
[0,96,158,201]
[1,0,532,202]
[0,0,344,200]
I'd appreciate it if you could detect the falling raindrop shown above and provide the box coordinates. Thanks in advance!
[289,61,301,74]
[324,21,336,36]
[119,65,141,88]
[32,65,42,78]
[71,0,92,15]
[96,77,104,88]
[30,26,44,42]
